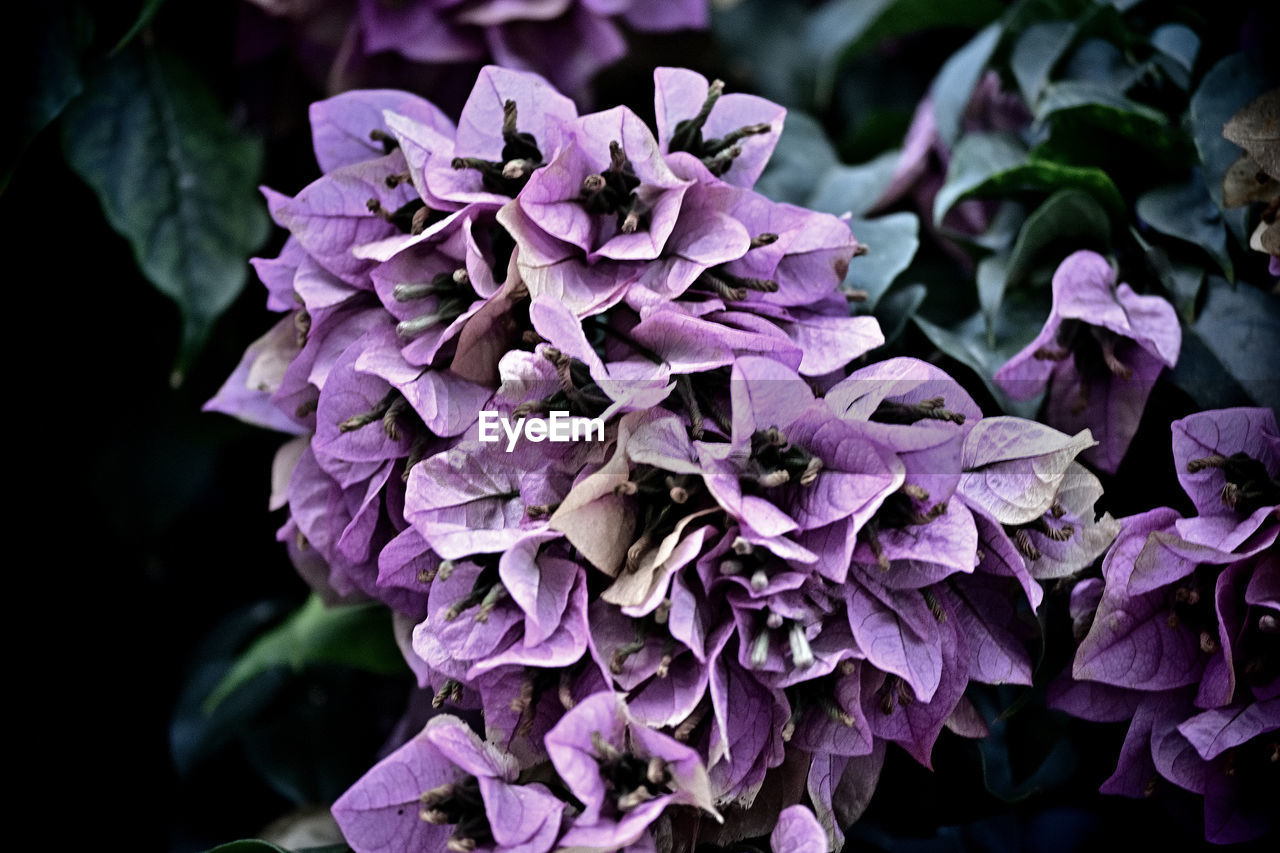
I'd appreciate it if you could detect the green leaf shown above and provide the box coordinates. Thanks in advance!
[805,0,898,72]
[206,843,291,853]
[205,842,350,853]
[998,0,1092,37]
[1059,36,1131,89]
[1150,23,1198,74]
[5,4,88,191]
[874,282,928,346]
[964,201,1027,253]
[1172,333,1252,413]
[806,150,900,219]
[934,132,1027,221]
[1010,20,1076,106]
[976,252,1010,347]
[809,0,1004,61]
[61,43,269,382]
[931,23,1003,147]
[754,112,838,206]
[1005,188,1111,287]
[914,302,1046,418]
[843,213,920,308]
[204,595,403,714]
[1129,226,1203,320]
[1035,78,1169,127]
[808,0,1003,103]
[1136,180,1232,279]
[1188,54,1265,240]
[711,0,816,107]
[1175,278,1280,411]
[934,132,1124,224]
[111,0,170,55]
[972,688,1077,803]
[1030,98,1189,168]
[171,601,292,776]
[1032,74,1187,160]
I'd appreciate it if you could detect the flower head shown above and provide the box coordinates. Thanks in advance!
[1053,407,1280,843]
[545,692,719,849]
[995,250,1181,472]
[207,63,1072,853]
[332,715,565,853]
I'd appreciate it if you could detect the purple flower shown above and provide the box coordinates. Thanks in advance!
[1008,462,1120,580]
[520,106,693,261]
[332,714,565,853]
[250,0,708,99]
[1170,407,1280,552]
[367,2,708,97]
[420,66,580,210]
[210,65,1062,852]
[367,212,524,373]
[411,548,590,684]
[267,150,420,286]
[499,70,862,325]
[705,638,792,804]
[404,436,567,561]
[995,250,1181,473]
[806,744,885,851]
[283,441,432,615]
[697,356,904,540]
[544,692,719,850]
[547,408,691,576]
[957,415,1096,525]
[309,88,456,174]
[471,656,609,769]
[861,603,971,769]
[584,597,711,730]
[770,804,830,852]
[653,68,784,189]
[1053,407,1280,843]
[1061,531,1278,841]
[204,314,308,434]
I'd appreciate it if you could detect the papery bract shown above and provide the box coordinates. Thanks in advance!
[995,250,1180,473]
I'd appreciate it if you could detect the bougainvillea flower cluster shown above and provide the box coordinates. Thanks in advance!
[247,0,708,98]
[209,65,1123,850]
[1053,407,1279,844]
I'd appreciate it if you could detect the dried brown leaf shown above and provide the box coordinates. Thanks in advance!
[1223,88,1280,176]
[1222,154,1280,207]
[1250,217,1280,255]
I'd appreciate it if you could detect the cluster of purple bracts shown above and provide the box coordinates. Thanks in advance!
[1052,407,1279,844]
[246,0,707,98]
[209,66,1125,851]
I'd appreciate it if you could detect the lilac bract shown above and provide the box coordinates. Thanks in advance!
[995,250,1181,473]
[771,804,831,852]
[1054,407,1279,843]
[545,692,719,849]
[333,714,565,852]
